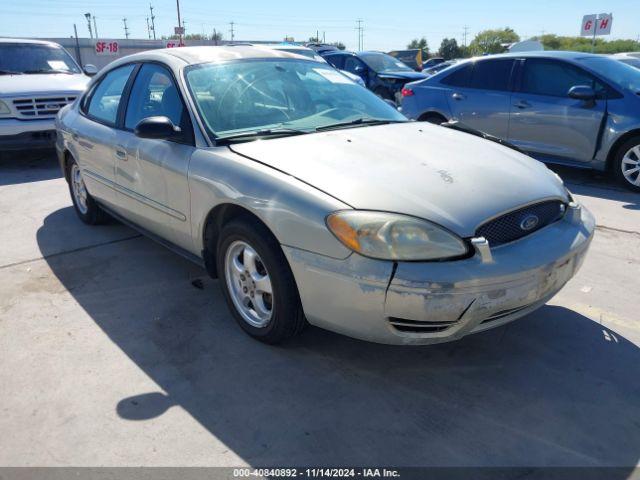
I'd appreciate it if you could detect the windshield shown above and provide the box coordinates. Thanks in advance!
[185,59,406,140]
[578,56,640,92]
[359,52,414,73]
[0,43,81,74]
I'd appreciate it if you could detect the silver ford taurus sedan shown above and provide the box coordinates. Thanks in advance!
[55,46,595,345]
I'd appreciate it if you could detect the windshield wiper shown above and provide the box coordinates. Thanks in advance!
[216,128,309,145]
[440,121,525,154]
[0,69,23,75]
[316,118,405,132]
[23,69,74,75]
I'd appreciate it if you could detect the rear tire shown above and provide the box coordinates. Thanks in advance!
[216,217,306,344]
[66,156,108,224]
[613,136,640,192]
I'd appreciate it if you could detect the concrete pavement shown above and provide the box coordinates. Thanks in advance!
[0,153,639,470]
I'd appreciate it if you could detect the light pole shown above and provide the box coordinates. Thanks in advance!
[84,13,93,39]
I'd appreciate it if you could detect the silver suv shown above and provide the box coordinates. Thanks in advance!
[0,39,94,152]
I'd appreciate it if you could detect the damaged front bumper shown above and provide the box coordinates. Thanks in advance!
[283,203,595,345]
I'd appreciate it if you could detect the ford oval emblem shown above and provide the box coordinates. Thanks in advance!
[520,214,540,231]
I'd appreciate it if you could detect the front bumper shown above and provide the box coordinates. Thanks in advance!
[283,204,595,345]
[0,118,56,151]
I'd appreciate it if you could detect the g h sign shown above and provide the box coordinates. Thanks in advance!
[581,13,613,37]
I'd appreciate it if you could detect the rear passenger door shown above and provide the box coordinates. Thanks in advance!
[444,58,515,139]
[507,58,606,163]
[74,64,135,209]
[116,63,196,250]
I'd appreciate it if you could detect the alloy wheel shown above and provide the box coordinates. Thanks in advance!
[224,240,274,328]
[621,144,640,187]
[71,164,89,214]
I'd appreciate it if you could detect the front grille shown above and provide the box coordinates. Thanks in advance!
[476,200,566,247]
[12,96,76,119]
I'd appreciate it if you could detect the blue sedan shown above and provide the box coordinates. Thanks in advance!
[401,51,640,191]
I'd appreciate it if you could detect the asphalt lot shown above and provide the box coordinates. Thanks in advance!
[0,150,639,470]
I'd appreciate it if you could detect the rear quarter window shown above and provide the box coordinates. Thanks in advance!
[440,64,472,87]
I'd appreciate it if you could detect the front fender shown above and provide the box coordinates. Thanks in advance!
[188,148,353,260]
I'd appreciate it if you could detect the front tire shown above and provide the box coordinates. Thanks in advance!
[66,156,107,224]
[613,137,640,192]
[216,217,306,344]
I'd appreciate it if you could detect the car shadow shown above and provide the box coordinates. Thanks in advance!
[547,165,639,210]
[36,208,640,470]
[0,150,62,186]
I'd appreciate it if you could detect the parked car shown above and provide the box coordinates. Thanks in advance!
[264,44,366,87]
[56,46,594,345]
[321,50,426,102]
[401,51,640,191]
[422,59,459,77]
[305,43,340,55]
[0,38,95,152]
[611,52,640,70]
[422,57,445,69]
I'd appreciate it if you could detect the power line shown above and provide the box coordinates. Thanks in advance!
[463,25,469,47]
[122,17,129,39]
[146,17,151,39]
[176,0,183,45]
[84,12,93,39]
[93,16,99,39]
[230,20,235,41]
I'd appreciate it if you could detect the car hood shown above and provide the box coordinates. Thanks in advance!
[0,73,89,96]
[230,123,567,237]
[378,71,426,80]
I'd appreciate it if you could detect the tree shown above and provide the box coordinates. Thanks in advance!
[468,28,520,55]
[533,34,640,54]
[330,41,346,50]
[407,37,429,55]
[439,38,462,59]
[211,29,223,45]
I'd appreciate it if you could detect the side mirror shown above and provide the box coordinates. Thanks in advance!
[83,64,98,76]
[134,116,182,140]
[568,85,596,101]
[354,65,366,75]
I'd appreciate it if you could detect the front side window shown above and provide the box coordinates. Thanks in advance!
[125,63,186,130]
[520,59,602,97]
[86,64,135,125]
[343,57,366,75]
[578,56,640,92]
[324,55,344,69]
[185,59,405,139]
[0,43,81,75]
[468,59,514,91]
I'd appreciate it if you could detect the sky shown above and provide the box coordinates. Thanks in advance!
[2,0,639,52]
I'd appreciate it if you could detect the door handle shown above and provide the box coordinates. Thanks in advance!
[514,100,531,109]
[452,92,465,100]
[115,147,127,161]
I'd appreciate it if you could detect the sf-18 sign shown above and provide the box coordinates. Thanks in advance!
[95,41,119,55]
[581,13,613,37]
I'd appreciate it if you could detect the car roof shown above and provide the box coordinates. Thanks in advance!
[0,37,62,47]
[473,50,602,61]
[105,45,316,70]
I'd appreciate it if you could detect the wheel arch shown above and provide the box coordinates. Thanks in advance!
[417,110,448,123]
[606,129,640,171]
[201,203,279,279]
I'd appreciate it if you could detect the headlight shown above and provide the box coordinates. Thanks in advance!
[0,100,10,116]
[326,211,468,261]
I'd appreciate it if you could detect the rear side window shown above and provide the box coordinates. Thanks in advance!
[440,64,472,87]
[520,59,603,97]
[468,59,514,91]
[86,64,135,125]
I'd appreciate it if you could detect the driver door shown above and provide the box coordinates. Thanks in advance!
[116,63,196,250]
[508,58,606,164]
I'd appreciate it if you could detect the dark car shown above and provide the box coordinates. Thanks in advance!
[422,57,445,70]
[321,50,426,102]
